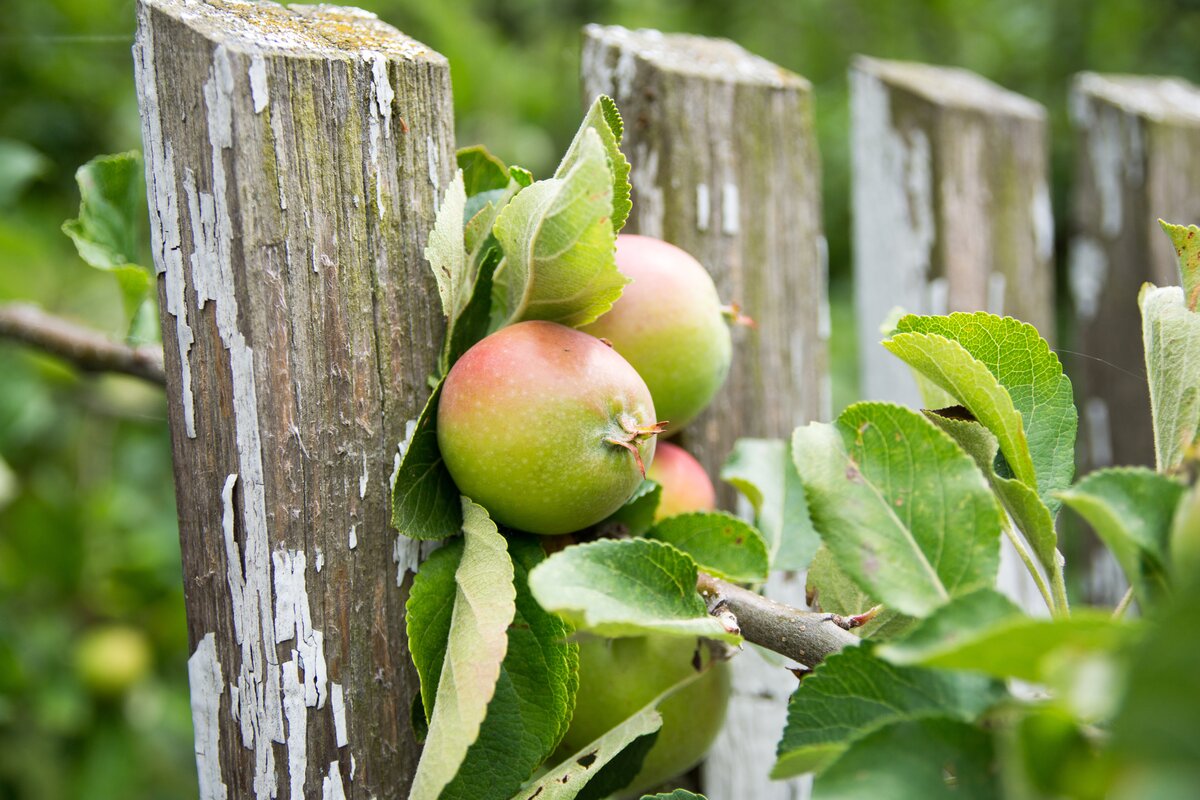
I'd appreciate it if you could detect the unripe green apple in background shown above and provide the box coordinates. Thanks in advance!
[581,235,732,435]
[646,441,716,520]
[438,321,660,535]
[73,625,154,696]
[557,634,730,798]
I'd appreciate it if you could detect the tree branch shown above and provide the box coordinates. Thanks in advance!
[0,303,165,386]
[697,572,860,669]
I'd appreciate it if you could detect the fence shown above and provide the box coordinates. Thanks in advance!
[132,0,1200,797]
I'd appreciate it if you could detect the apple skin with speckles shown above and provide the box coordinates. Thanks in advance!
[557,633,730,798]
[581,234,731,435]
[646,441,717,521]
[437,320,658,535]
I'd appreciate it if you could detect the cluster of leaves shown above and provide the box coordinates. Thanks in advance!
[395,97,785,800]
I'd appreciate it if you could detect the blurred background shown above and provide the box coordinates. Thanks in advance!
[1,0,1198,796]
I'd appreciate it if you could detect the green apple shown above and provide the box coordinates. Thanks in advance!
[646,441,716,521]
[557,633,731,797]
[73,625,153,696]
[438,320,660,535]
[581,235,732,434]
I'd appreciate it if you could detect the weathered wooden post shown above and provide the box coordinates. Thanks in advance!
[1069,73,1200,473]
[851,56,1055,408]
[134,1,452,796]
[582,25,826,799]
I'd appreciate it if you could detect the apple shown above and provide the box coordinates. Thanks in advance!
[581,235,732,434]
[646,441,716,520]
[557,633,730,797]
[73,625,154,696]
[438,320,661,535]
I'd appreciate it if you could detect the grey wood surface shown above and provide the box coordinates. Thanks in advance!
[135,1,452,796]
[851,56,1055,407]
[582,25,827,800]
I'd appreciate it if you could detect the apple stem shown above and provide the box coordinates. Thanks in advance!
[605,436,648,478]
[606,416,667,477]
[720,302,757,329]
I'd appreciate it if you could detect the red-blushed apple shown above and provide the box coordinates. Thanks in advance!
[581,234,732,435]
[437,320,662,535]
[646,441,716,520]
[556,633,731,798]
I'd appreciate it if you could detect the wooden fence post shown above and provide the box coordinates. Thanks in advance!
[582,25,826,799]
[1069,73,1200,474]
[134,1,453,797]
[851,56,1055,408]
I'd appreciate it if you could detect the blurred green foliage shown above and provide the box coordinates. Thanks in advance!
[1,0,1198,796]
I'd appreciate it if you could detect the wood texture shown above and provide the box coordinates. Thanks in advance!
[134,2,452,797]
[581,25,826,800]
[851,56,1054,407]
[1069,73,1200,473]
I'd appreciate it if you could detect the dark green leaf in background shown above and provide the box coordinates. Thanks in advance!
[390,381,463,541]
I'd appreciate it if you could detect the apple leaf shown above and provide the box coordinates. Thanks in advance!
[557,94,632,234]
[61,151,155,340]
[772,645,1005,778]
[885,312,1077,518]
[792,403,1003,617]
[410,499,515,800]
[458,144,511,195]
[494,127,628,328]
[806,546,913,640]
[923,409,1057,573]
[599,479,662,537]
[1141,283,1200,473]
[812,717,999,800]
[1057,467,1185,608]
[441,245,502,375]
[390,381,463,541]
[527,538,740,643]
[722,438,821,572]
[512,705,661,800]
[645,511,769,584]
[1160,220,1200,312]
[878,590,1135,683]
[406,540,462,723]
[439,535,580,800]
[641,792,706,799]
[425,170,470,321]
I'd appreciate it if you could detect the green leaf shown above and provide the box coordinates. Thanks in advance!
[441,245,502,374]
[812,717,999,800]
[527,538,740,642]
[645,511,769,583]
[1141,283,1200,472]
[772,645,1005,778]
[805,547,913,640]
[641,792,706,799]
[924,409,1057,572]
[722,438,821,571]
[390,381,463,540]
[61,152,153,333]
[458,145,511,195]
[513,705,662,800]
[410,500,515,800]
[598,479,662,538]
[792,403,1003,617]
[494,127,627,328]
[426,170,470,321]
[558,95,631,234]
[1160,220,1200,312]
[886,312,1077,516]
[0,138,50,207]
[1057,467,1185,608]
[879,593,1135,683]
[406,540,463,723]
[442,535,581,800]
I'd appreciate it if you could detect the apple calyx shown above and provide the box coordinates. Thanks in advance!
[604,415,668,478]
[720,302,757,328]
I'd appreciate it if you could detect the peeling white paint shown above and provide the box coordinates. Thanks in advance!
[695,183,710,231]
[987,272,1007,316]
[331,682,348,747]
[282,658,307,800]
[1069,236,1107,320]
[1032,182,1054,264]
[366,51,393,220]
[427,135,440,193]
[273,548,329,709]
[322,761,347,800]
[315,548,325,573]
[249,55,269,113]
[350,755,357,781]
[1082,96,1127,238]
[348,525,358,550]
[1085,397,1114,467]
[927,277,950,317]
[721,181,740,235]
[189,633,228,800]
[817,235,831,341]
[359,453,369,499]
[631,142,663,239]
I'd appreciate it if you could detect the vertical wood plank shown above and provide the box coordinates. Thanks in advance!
[134,2,452,796]
[582,25,826,800]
